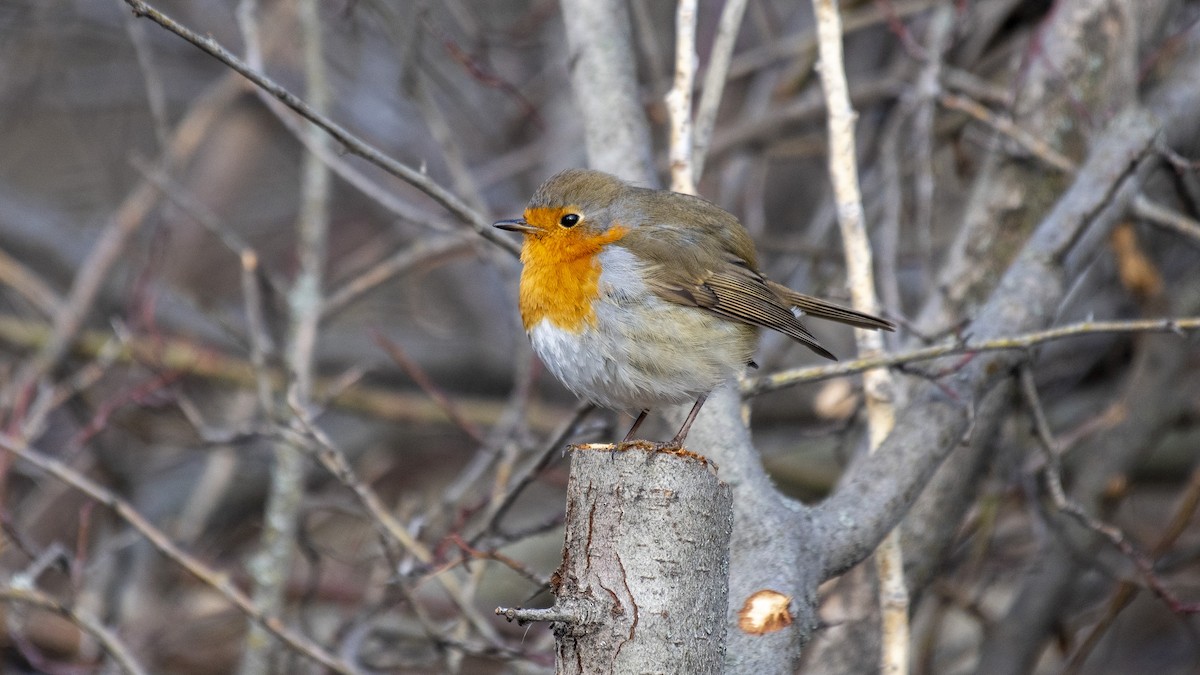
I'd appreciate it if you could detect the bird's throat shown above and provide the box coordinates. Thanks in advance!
[517,225,627,333]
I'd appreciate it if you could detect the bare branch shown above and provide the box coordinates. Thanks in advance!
[816,106,1158,580]
[911,5,956,294]
[810,0,906,670]
[285,407,506,647]
[0,314,567,431]
[373,330,486,443]
[666,0,698,194]
[239,2,330,668]
[743,316,1200,395]
[117,0,170,150]
[940,93,1077,172]
[494,606,579,625]
[0,246,61,318]
[1132,193,1200,246]
[691,0,749,182]
[1063,465,1200,672]
[119,0,518,255]
[0,584,148,675]
[1020,366,1200,615]
[0,434,357,674]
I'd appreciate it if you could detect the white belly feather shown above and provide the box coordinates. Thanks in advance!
[528,246,754,411]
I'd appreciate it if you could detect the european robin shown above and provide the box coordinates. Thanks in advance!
[495,169,894,447]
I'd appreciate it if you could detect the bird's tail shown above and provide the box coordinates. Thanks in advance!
[766,281,896,332]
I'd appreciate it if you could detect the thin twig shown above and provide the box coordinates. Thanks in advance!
[320,235,474,321]
[940,92,1077,172]
[117,0,170,150]
[1132,193,1200,246]
[912,6,956,294]
[235,0,262,69]
[1061,465,1200,674]
[707,75,903,160]
[380,564,459,670]
[0,435,357,674]
[876,116,906,317]
[493,606,579,625]
[1020,366,1200,616]
[942,65,1012,107]
[372,330,486,443]
[240,0,329,670]
[1155,136,1200,173]
[743,316,1200,396]
[447,534,549,589]
[0,246,62,318]
[285,419,431,563]
[260,90,457,232]
[810,0,907,670]
[0,584,148,675]
[726,0,939,80]
[407,17,489,214]
[692,0,749,181]
[474,403,594,543]
[240,250,276,413]
[119,0,518,256]
[875,0,928,59]
[283,410,505,647]
[131,154,288,292]
[0,314,566,430]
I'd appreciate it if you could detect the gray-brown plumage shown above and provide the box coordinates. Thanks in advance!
[498,168,895,446]
[549,169,895,361]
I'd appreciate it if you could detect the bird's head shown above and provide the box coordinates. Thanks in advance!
[494,169,629,251]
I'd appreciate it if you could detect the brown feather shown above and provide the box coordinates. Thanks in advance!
[765,281,896,331]
[702,272,836,360]
[635,252,839,360]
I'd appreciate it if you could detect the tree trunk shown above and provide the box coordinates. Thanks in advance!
[553,445,733,674]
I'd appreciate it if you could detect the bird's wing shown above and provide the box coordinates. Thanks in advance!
[614,190,891,359]
[641,253,838,361]
[765,280,896,331]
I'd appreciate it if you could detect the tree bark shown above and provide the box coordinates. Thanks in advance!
[553,445,733,674]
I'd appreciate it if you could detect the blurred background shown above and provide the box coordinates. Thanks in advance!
[0,0,1198,673]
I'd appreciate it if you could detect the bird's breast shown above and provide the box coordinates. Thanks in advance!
[516,227,629,332]
[522,244,757,411]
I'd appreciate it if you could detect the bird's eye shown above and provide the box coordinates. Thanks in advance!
[559,213,580,228]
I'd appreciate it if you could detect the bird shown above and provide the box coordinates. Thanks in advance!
[495,169,894,448]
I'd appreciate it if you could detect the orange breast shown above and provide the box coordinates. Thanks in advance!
[518,222,628,333]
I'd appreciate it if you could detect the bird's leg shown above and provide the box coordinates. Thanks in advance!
[667,393,709,448]
[621,409,650,443]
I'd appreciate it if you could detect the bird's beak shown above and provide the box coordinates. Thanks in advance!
[493,218,538,234]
